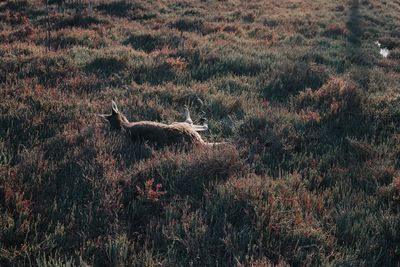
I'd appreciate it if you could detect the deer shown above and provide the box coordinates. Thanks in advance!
[98,101,221,148]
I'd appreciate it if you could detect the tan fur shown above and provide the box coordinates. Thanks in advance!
[121,120,207,147]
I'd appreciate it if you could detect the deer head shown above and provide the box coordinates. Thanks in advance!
[98,100,129,130]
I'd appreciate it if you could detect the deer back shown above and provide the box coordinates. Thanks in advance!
[123,121,206,147]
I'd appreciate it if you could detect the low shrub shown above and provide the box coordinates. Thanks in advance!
[295,78,363,120]
[131,145,244,200]
[56,15,106,29]
[323,24,348,38]
[97,1,156,20]
[49,29,107,49]
[263,62,329,101]
[170,18,217,35]
[124,32,180,52]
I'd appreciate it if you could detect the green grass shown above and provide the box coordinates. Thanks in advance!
[1,0,400,266]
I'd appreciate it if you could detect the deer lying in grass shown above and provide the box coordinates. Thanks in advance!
[98,101,220,148]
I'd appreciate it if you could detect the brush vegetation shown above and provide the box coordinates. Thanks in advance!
[1,0,400,266]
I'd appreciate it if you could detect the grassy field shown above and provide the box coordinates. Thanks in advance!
[1,0,400,266]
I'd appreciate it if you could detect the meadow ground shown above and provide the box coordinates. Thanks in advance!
[1,0,400,266]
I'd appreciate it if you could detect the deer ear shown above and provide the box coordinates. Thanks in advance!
[112,100,119,114]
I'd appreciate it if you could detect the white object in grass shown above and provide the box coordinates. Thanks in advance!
[380,48,390,58]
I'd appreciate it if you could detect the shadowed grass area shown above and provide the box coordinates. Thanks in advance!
[0,0,400,266]
[124,32,181,52]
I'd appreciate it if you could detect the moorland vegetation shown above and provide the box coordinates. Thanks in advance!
[0,0,399,266]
